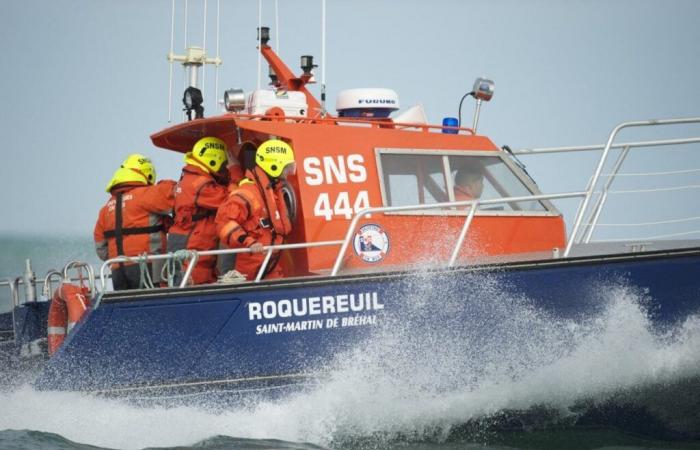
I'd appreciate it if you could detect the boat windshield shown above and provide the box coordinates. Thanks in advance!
[378,151,548,213]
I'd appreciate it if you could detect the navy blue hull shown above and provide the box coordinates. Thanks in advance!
[33,247,700,397]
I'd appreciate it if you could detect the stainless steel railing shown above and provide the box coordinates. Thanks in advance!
[0,261,97,308]
[97,191,587,292]
[99,240,344,292]
[512,117,700,247]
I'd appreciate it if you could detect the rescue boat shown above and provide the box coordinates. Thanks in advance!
[2,27,700,402]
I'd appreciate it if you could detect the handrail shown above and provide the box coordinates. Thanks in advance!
[331,191,588,276]
[180,252,199,288]
[0,275,101,289]
[231,112,476,135]
[512,136,700,155]
[5,278,18,345]
[564,117,700,255]
[62,261,96,295]
[41,270,63,300]
[99,240,344,292]
[6,278,19,308]
[581,145,631,243]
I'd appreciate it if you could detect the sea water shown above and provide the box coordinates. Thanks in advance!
[0,234,699,450]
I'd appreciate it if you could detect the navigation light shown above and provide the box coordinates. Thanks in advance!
[300,55,317,76]
[258,27,270,46]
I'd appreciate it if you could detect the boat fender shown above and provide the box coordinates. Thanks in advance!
[47,284,91,356]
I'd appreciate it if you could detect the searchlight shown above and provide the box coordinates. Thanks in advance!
[183,86,204,120]
[223,89,246,113]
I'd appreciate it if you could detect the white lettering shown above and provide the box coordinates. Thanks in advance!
[313,190,371,221]
[336,294,349,313]
[308,297,321,315]
[347,154,367,182]
[350,293,364,312]
[314,193,333,221]
[323,156,347,184]
[354,190,371,217]
[262,301,276,319]
[304,154,366,186]
[303,157,324,186]
[248,292,382,322]
[334,192,353,219]
[371,292,384,310]
[292,298,308,316]
[341,314,377,327]
[278,299,292,318]
[249,303,262,320]
[322,295,336,314]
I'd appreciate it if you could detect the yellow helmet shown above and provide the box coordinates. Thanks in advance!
[105,154,156,192]
[255,139,296,178]
[186,137,228,173]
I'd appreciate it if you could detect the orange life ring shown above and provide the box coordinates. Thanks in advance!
[47,284,91,356]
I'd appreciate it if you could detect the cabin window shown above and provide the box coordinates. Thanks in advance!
[380,154,447,206]
[377,150,549,214]
[448,155,547,212]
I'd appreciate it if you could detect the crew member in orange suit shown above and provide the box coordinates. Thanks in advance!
[167,136,243,285]
[216,139,295,280]
[94,154,175,290]
[454,166,484,201]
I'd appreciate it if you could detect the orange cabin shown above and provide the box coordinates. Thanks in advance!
[151,44,566,278]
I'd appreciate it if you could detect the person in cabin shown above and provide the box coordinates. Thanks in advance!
[94,154,176,290]
[454,165,485,202]
[167,136,244,285]
[215,139,295,281]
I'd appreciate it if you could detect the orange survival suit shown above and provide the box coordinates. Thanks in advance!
[215,166,293,280]
[168,163,243,284]
[94,180,175,290]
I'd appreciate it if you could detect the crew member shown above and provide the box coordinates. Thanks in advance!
[168,136,243,285]
[215,139,295,280]
[454,166,484,201]
[94,154,176,290]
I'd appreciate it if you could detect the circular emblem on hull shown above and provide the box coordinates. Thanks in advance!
[353,224,390,263]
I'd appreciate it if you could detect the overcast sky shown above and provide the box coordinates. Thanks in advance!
[1,0,699,239]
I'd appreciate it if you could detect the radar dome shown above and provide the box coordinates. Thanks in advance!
[336,88,400,119]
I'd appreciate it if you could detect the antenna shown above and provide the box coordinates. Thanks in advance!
[183,0,189,120]
[184,0,189,50]
[257,0,262,91]
[275,0,279,53]
[167,0,223,122]
[201,0,208,100]
[321,0,327,116]
[215,0,221,113]
[168,0,176,122]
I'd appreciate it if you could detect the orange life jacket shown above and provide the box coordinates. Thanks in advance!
[170,165,229,245]
[216,167,293,279]
[169,165,231,284]
[94,180,175,266]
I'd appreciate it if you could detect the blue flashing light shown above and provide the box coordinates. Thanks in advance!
[442,117,459,134]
